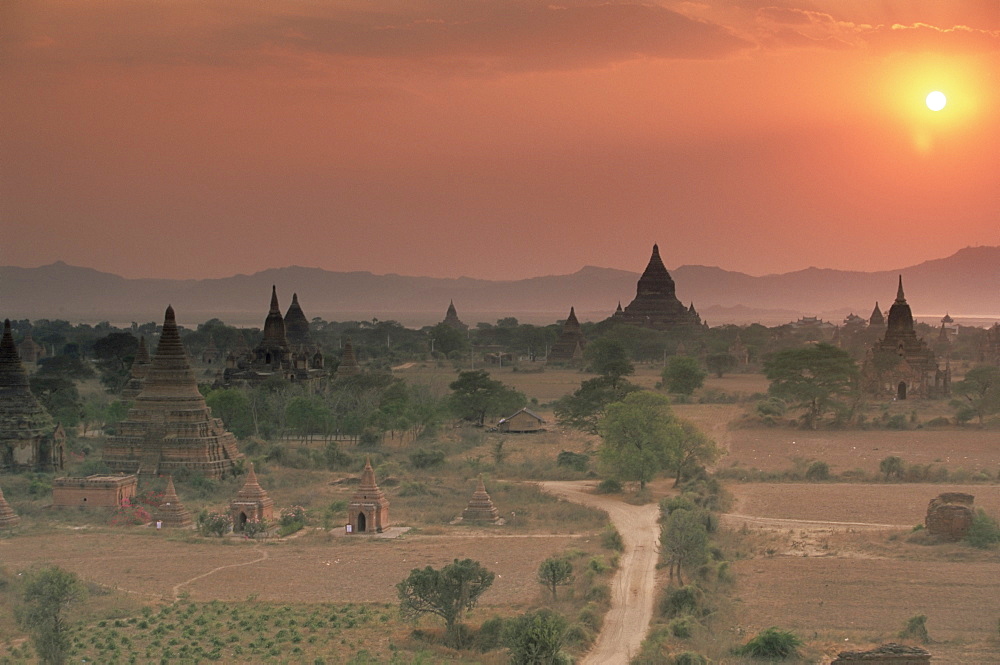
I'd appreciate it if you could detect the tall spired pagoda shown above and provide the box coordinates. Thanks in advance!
[611,244,701,330]
[0,320,65,472]
[861,277,949,400]
[441,300,468,331]
[547,307,587,364]
[103,306,244,479]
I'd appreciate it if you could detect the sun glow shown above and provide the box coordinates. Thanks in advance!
[926,91,947,111]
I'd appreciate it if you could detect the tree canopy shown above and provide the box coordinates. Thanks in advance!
[553,376,641,434]
[951,365,1000,425]
[448,370,525,426]
[584,337,634,385]
[598,391,717,488]
[396,558,495,644]
[662,356,706,396]
[16,566,86,665]
[763,343,858,428]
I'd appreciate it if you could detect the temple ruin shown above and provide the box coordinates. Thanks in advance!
[157,475,193,528]
[925,492,974,541]
[347,458,389,534]
[121,335,151,400]
[441,300,468,332]
[0,484,20,529]
[52,474,138,509]
[103,306,244,479]
[0,319,65,472]
[611,244,701,330]
[337,338,362,377]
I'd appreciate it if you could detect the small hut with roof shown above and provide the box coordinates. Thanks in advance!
[347,458,389,534]
[230,463,274,532]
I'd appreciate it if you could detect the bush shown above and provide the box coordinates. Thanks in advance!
[659,585,702,619]
[601,525,624,552]
[475,616,506,652]
[409,449,446,469]
[667,616,697,639]
[673,652,708,665]
[899,614,930,643]
[556,450,589,472]
[966,510,1000,549]
[735,626,802,659]
[660,495,697,516]
[805,460,830,481]
[595,479,622,494]
[503,609,569,665]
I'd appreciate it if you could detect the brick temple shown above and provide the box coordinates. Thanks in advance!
[547,307,587,364]
[611,244,701,330]
[103,306,244,479]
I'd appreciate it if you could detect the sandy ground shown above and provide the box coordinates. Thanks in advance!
[540,481,662,665]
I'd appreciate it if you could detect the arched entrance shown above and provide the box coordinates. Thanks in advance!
[357,512,367,533]
[238,512,248,530]
[897,382,907,400]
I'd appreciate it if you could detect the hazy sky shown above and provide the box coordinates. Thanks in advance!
[2,1,997,280]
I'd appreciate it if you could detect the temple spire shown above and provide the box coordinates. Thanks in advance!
[895,275,906,303]
[270,285,280,313]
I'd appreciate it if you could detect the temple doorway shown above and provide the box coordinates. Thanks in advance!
[357,512,366,533]
[897,382,907,400]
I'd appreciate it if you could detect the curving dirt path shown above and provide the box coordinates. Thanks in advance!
[171,541,270,601]
[538,481,661,665]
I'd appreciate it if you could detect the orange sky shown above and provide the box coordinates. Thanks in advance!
[2,1,997,280]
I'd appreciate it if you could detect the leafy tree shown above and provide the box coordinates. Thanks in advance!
[662,356,706,396]
[15,566,86,665]
[879,455,904,481]
[553,376,641,434]
[537,557,574,600]
[951,365,1000,426]
[503,608,569,665]
[428,322,469,357]
[965,509,1000,549]
[396,558,495,646]
[599,391,686,489]
[661,508,709,585]
[92,332,139,392]
[705,353,737,378]
[448,370,525,427]
[666,421,721,486]
[584,338,634,385]
[736,627,802,660]
[285,394,331,441]
[205,388,255,438]
[29,374,81,429]
[763,343,858,428]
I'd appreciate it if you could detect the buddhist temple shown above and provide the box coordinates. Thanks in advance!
[122,336,151,400]
[0,484,21,529]
[52,474,138,508]
[18,332,44,363]
[347,458,389,534]
[547,307,587,364]
[157,476,193,528]
[201,337,221,365]
[611,244,701,330]
[230,463,274,531]
[337,338,362,377]
[442,300,468,332]
[221,287,325,386]
[861,277,949,399]
[869,302,885,328]
[103,306,244,479]
[462,475,499,522]
[0,319,65,472]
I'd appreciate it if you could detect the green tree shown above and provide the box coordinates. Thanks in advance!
[705,353,737,378]
[661,509,709,585]
[667,421,722,486]
[428,322,469,357]
[205,388,255,438]
[15,566,86,665]
[599,391,682,489]
[951,365,1000,426]
[537,557,573,600]
[879,455,904,481]
[448,370,525,427]
[763,343,858,428]
[503,608,569,665]
[396,558,495,646]
[662,356,706,396]
[553,376,641,434]
[584,338,634,385]
[285,394,331,441]
[92,331,139,392]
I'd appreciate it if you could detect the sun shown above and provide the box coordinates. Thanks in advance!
[925,91,947,111]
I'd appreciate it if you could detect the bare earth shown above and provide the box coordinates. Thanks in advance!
[540,481,662,665]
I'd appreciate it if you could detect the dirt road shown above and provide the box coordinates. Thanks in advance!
[539,481,661,665]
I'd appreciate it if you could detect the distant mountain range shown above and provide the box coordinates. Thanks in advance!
[2,246,998,328]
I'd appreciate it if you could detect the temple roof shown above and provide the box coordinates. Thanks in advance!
[886,276,914,335]
[338,338,361,376]
[0,320,31,391]
[235,463,271,502]
[636,243,677,299]
[869,302,884,326]
[137,306,205,402]
[284,293,312,347]
[262,286,287,346]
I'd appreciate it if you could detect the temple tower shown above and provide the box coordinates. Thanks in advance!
[338,339,362,377]
[122,336,151,400]
[255,286,289,369]
[462,475,499,522]
[348,457,389,533]
[442,300,468,332]
[0,484,20,529]
[612,244,701,330]
[547,307,587,364]
[230,463,274,531]
[157,476,193,528]
[284,293,312,348]
[0,320,65,472]
[103,306,244,479]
